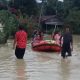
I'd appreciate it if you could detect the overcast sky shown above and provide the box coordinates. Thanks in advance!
[58,0,63,2]
[36,0,63,3]
[36,0,42,3]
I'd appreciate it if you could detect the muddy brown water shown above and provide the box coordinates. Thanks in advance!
[0,35,80,80]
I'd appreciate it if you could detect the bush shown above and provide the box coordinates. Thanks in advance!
[0,10,39,43]
[0,10,19,40]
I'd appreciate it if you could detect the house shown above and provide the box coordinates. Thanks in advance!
[40,15,63,33]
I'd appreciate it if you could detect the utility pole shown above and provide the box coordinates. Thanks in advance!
[38,0,47,29]
[38,0,44,28]
[54,0,58,33]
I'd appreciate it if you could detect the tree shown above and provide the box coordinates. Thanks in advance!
[9,0,38,16]
[63,0,80,34]
[0,10,19,41]
[45,0,58,15]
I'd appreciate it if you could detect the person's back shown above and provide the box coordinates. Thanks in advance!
[13,25,27,59]
[62,29,73,46]
[16,30,27,48]
[61,27,73,59]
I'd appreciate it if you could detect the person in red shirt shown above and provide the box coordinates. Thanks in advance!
[13,25,27,59]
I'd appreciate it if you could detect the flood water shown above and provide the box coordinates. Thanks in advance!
[0,35,80,80]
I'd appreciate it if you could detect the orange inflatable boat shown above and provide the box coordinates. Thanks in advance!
[31,40,61,52]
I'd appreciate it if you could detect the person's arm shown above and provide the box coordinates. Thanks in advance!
[70,35,73,51]
[25,32,27,48]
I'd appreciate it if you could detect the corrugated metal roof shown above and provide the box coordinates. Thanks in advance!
[41,15,63,25]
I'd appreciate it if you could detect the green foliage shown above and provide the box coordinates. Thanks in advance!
[43,0,80,34]
[63,0,80,34]
[17,14,39,37]
[0,10,39,43]
[9,0,38,16]
[45,0,57,15]
[0,10,19,42]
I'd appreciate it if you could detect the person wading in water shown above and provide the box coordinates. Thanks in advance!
[61,26,73,59]
[13,25,27,59]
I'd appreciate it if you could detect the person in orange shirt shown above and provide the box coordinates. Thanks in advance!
[13,25,27,59]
